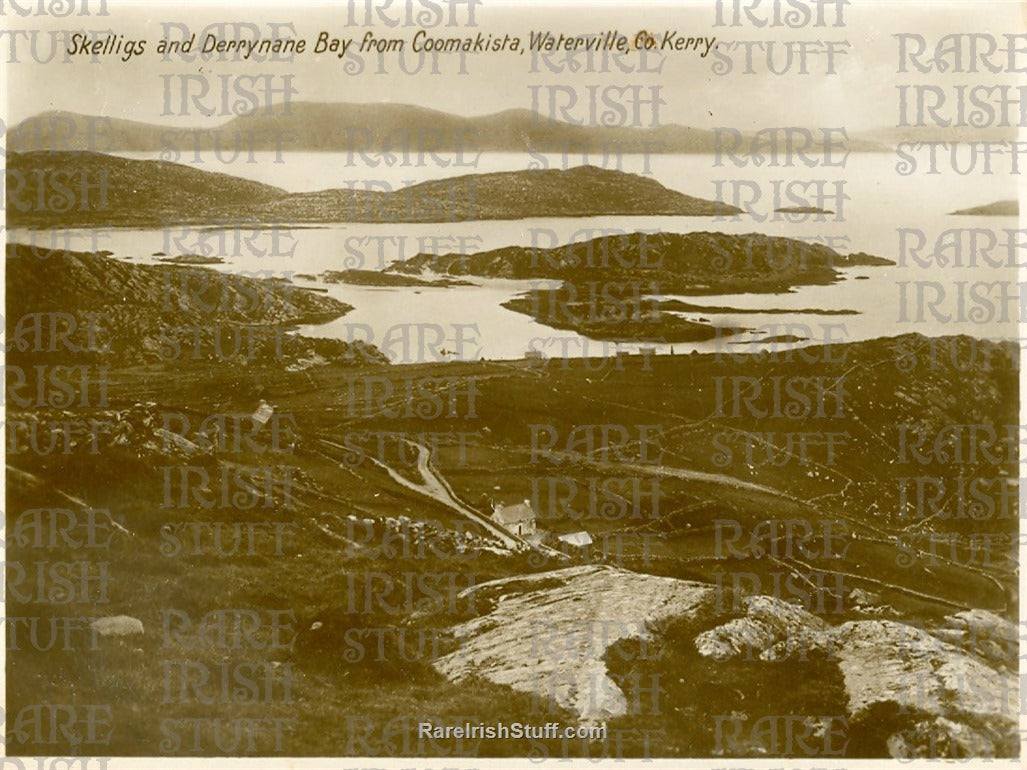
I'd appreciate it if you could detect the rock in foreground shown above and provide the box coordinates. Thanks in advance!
[695,595,1019,758]
[434,565,714,723]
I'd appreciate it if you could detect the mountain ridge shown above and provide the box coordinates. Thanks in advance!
[8,102,892,154]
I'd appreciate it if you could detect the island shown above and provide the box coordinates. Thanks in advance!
[394,231,893,341]
[157,254,227,265]
[5,151,741,227]
[774,206,835,215]
[949,200,1019,216]
[320,269,474,287]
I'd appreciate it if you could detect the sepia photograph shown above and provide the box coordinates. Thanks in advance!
[1,0,1024,764]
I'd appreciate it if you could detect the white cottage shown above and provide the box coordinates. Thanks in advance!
[491,499,536,536]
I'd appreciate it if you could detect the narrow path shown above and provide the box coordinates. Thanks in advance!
[317,437,519,548]
[585,456,799,500]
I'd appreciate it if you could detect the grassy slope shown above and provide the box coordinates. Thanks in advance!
[5,330,1018,756]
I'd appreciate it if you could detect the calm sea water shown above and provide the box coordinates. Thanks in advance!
[10,152,1020,362]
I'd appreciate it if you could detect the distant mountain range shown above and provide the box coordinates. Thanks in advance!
[4,102,943,155]
[5,150,740,226]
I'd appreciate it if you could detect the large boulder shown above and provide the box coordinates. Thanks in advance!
[91,615,144,637]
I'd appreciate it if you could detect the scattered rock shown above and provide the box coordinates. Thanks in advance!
[887,716,1000,759]
[90,615,144,637]
[848,588,880,606]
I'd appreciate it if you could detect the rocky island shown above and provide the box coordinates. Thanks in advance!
[396,231,893,341]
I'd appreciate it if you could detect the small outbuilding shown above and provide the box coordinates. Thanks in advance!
[252,400,274,426]
[558,531,593,548]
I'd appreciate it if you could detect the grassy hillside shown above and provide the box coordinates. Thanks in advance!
[5,327,1017,756]
[6,151,285,227]
[4,243,379,367]
[257,164,740,221]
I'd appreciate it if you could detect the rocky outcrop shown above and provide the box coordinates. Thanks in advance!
[5,244,385,367]
[886,716,1008,759]
[832,619,1017,725]
[434,565,714,723]
[501,289,740,343]
[320,269,472,287]
[694,594,829,662]
[930,609,1019,669]
[434,574,1018,755]
[694,595,1020,758]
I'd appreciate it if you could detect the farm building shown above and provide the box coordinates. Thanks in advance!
[491,499,536,536]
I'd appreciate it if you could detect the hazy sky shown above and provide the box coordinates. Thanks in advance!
[2,0,1025,131]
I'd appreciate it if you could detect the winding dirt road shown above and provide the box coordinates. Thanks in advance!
[318,436,520,548]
